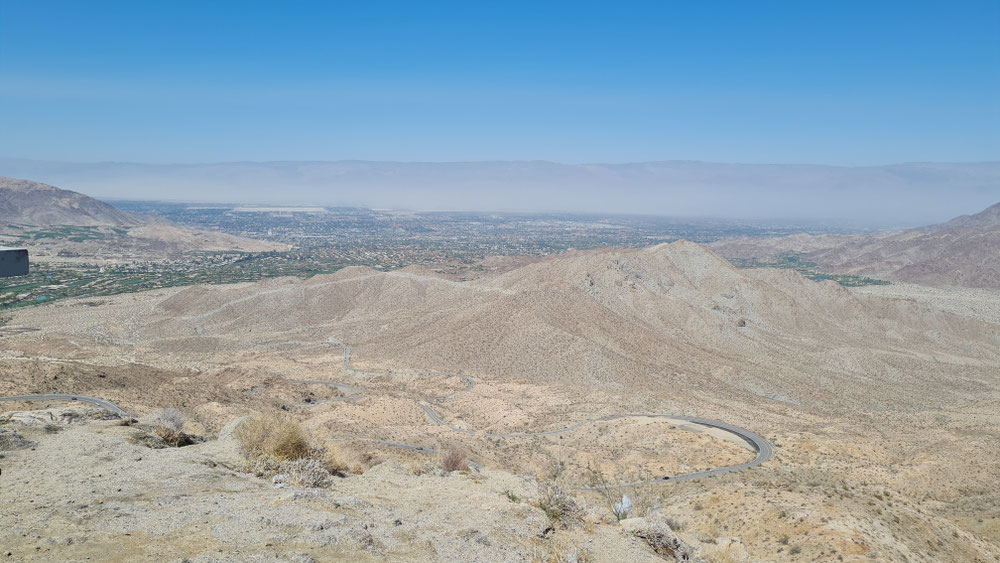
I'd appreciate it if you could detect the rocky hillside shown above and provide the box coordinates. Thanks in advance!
[0,176,141,226]
[0,176,283,257]
[937,201,1000,230]
[710,201,1000,288]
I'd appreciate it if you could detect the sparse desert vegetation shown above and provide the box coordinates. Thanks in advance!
[441,448,468,472]
[235,413,311,461]
[586,465,660,521]
[1,240,998,561]
[535,481,581,525]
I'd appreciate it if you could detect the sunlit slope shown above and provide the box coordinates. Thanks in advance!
[712,201,1000,289]
[149,241,998,412]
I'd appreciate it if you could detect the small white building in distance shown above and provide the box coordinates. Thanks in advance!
[0,247,29,278]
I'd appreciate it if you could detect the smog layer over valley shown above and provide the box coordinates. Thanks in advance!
[1,3,998,563]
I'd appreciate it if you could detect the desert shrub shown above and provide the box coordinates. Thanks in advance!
[151,408,185,432]
[248,452,335,488]
[536,482,580,524]
[321,444,351,476]
[790,545,801,555]
[0,430,35,451]
[153,425,183,447]
[631,521,694,560]
[502,489,520,503]
[233,416,345,488]
[779,534,790,545]
[247,455,283,478]
[585,465,658,521]
[409,459,437,476]
[277,458,333,488]
[441,448,468,472]
[147,408,190,447]
[236,414,310,461]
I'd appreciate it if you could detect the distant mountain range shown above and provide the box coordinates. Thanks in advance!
[1,158,998,227]
[711,201,1000,289]
[0,177,283,257]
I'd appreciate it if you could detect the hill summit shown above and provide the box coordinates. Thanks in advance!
[939,201,1000,230]
[0,176,141,226]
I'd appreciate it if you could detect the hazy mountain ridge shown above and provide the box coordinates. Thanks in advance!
[938,201,1000,230]
[2,158,998,226]
[711,201,1000,288]
[0,176,284,257]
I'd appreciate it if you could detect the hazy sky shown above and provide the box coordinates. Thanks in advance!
[0,1,998,165]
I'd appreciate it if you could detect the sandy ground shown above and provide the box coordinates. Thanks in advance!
[1,408,671,562]
[851,282,1000,325]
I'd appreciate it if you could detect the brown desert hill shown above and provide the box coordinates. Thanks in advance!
[0,176,141,226]
[0,176,284,256]
[142,241,998,414]
[710,201,1000,289]
[938,200,1000,230]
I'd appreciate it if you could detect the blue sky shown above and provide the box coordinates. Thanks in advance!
[0,0,997,164]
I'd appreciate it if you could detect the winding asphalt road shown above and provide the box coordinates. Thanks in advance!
[0,339,773,486]
[0,393,130,417]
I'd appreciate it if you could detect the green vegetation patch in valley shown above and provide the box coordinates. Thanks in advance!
[23,225,128,243]
[0,251,355,311]
[728,254,890,286]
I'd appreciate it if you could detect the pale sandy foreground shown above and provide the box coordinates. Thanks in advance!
[0,408,678,562]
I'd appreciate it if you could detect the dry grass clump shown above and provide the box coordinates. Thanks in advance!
[150,408,187,447]
[441,448,468,472]
[530,539,594,563]
[236,414,310,461]
[153,425,183,446]
[536,482,581,524]
[150,408,184,432]
[235,415,362,488]
[530,532,596,563]
[322,444,352,476]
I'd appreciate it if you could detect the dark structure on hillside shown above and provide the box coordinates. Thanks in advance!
[0,247,29,277]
